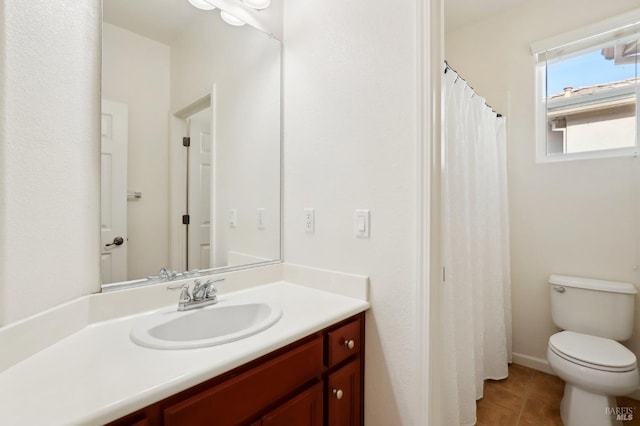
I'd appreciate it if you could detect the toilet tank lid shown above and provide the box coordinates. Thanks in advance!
[549,275,637,294]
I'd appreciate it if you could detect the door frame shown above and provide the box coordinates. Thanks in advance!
[416,0,442,425]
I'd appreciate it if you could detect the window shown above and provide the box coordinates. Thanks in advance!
[532,11,640,162]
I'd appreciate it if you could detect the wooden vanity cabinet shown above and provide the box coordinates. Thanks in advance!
[109,312,364,426]
[164,337,324,426]
[258,382,324,426]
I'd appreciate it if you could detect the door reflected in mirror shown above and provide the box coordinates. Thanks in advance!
[101,0,281,287]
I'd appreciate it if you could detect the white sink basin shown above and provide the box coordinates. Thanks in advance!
[130,302,282,350]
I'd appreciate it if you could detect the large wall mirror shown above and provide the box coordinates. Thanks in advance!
[101,0,281,289]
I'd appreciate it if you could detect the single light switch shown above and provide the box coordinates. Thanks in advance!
[229,209,237,228]
[357,217,366,232]
[257,208,265,229]
[355,209,370,238]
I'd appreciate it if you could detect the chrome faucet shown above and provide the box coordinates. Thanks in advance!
[167,278,225,311]
[159,267,178,282]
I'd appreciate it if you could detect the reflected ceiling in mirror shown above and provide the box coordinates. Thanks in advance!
[101,0,281,289]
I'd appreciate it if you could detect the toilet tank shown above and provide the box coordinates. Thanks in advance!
[549,275,637,341]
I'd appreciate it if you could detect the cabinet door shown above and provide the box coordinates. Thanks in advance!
[261,382,323,426]
[327,360,361,426]
[163,337,323,426]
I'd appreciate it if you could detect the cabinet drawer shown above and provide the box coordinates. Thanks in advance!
[327,318,361,367]
[163,337,323,426]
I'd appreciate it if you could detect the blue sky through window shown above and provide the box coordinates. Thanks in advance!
[547,49,637,96]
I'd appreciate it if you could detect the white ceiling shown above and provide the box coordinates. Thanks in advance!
[445,0,529,32]
[106,0,529,44]
[103,0,204,44]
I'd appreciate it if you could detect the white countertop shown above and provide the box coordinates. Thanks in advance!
[0,281,369,426]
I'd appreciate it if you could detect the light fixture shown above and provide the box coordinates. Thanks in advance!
[188,0,216,11]
[242,0,271,10]
[220,11,246,26]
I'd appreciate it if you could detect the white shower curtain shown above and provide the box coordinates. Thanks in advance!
[440,65,512,426]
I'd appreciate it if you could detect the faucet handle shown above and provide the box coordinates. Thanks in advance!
[167,283,191,303]
[204,279,219,299]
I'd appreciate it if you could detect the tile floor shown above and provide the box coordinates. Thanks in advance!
[476,364,640,426]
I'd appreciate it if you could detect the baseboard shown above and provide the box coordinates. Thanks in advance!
[512,352,554,375]
[512,352,640,401]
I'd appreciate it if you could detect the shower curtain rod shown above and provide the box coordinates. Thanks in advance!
[444,61,503,118]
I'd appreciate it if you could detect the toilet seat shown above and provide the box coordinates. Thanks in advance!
[549,331,637,372]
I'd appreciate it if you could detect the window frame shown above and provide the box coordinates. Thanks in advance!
[532,10,640,163]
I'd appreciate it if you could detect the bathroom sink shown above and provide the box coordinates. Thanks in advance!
[130,302,282,350]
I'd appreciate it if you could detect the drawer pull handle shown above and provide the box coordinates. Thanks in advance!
[333,389,344,399]
[344,339,355,349]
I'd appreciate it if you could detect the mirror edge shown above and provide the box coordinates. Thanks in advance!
[101,259,283,292]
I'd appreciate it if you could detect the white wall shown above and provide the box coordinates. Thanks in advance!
[0,0,101,325]
[283,0,421,423]
[0,2,432,423]
[171,13,281,268]
[446,0,640,369]
[102,23,171,282]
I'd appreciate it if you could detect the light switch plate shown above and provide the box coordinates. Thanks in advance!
[304,208,315,233]
[355,209,370,238]
[229,209,237,228]
[257,208,265,229]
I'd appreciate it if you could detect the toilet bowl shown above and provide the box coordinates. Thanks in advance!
[547,333,638,426]
[548,331,637,392]
[546,275,639,426]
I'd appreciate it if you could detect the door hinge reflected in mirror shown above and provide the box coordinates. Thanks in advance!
[182,214,190,225]
[182,136,191,147]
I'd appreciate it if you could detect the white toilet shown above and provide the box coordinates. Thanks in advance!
[547,274,639,426]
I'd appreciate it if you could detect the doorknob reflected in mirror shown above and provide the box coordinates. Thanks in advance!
[105,236,124,247]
